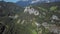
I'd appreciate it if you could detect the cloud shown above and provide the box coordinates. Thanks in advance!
[31,0,40,4]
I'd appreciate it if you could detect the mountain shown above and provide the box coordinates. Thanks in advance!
[16,0,32,7]
[16,0,60,7]
[23,1,60,34]
[0,1,24,15]
[0,1,25,34]
[0,1,60,34]
[0,1,36,34]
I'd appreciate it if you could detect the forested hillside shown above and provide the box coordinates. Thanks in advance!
[0,1,60,34]
[23,2,60,34]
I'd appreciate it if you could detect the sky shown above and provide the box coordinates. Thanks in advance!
[1,0,60,3]
[4,0,19,3]
[1,0,49,3]
[3,0,29,2]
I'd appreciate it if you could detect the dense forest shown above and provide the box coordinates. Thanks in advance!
[0,1,60,34]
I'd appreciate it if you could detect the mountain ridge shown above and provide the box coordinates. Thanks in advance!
[16,0,60,7]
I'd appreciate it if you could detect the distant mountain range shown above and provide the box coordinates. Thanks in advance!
[0,0,60,7]
[16,0,60,7]
[16,0,31,7]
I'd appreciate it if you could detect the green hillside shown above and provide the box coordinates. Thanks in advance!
[0,1,60,34]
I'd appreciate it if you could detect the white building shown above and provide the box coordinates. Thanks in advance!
[24,6,39,15]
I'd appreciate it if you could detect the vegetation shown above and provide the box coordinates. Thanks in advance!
[0,1,60,34]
